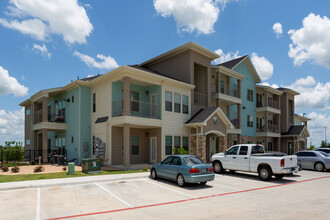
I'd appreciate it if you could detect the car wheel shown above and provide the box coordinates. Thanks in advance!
[177,174,185,187]
[258,166,272,181]
[151,168,158,180]
[274,174,284,179]
[213,161,223,174]
[200,182,207,185]
[314,162,325,172]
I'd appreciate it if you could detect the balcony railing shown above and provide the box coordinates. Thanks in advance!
[257,125,279,133]
[112,100,161,119]
[194,92,207,106]
[267,98,279,109]
[221,84,239,98]
[230,118,240,129]
[256,99,279,110]
[34,109,43,124]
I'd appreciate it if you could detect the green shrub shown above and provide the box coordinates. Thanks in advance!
[34,165,44,173]
[11,166,20,173]
[173,147,188,155]
[1,165,9,172]
[142,167,148,172]
[62,167,67,171]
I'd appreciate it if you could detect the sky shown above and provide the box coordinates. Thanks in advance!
[0,0,329,147]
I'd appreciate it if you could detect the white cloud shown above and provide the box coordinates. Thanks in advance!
[258,82,279,89]
[0,108,24,145]
[153,0,220,35]
[288,13,330,68]
[33,43,51,58]
[0,65,28,97]
[306,112,330,147]
[73,51,119,70]
[0,18,47,40]
[287,76,330,110]
[251,53,274,81]
[215,0,238,10]
[272,22,283,38]
[213,49,239,64]
[0,0,93,44]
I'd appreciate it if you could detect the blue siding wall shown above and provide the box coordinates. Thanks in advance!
[80,86,91,162]
[234,61,256,137]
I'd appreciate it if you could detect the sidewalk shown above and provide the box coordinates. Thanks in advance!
[0,172,150,191]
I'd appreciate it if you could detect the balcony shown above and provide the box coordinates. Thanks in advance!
[33,109,67,131]
[194,92,207,106]
[256,98,280,114]
[211,83,241,105]
[230,118,240,129]
[112,100,161,119]
[257,124,280,137]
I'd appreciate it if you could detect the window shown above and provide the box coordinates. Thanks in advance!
[182,137,189,151]
[267,142,273,151]
[251,145,265,154]
[174,136,181,153]
[162,156,173,165]
[131,92,140,112]
[247,115,253,127]
[256,117,262,130]
[165,91,172,112]
[71,136,74,144]
[239,146,248,155]
[131,136,139,155]
[165,136,172,155]
[182,95,188,114]
[93,93,96,113]
[172,157,181,166]
[72,96,74,103]
[220,81,225,93]
[26,109,30,115]
[227,146,239,155]
[26,139,30,145]
[174,93,181,113]
[62,137,65,146]
[306,152,316,157]
[213,117,217,125]
[247,89,253,102]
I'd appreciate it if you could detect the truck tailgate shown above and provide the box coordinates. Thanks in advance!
[284,155,297,168]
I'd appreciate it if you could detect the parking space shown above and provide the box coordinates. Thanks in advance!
[0,170,329,220]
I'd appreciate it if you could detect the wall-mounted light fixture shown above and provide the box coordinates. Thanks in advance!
[66,98,70,103]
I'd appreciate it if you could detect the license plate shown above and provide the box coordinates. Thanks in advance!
[202,168,207,173]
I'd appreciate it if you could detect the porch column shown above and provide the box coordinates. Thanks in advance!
[215,71,221,106]
[123,123,130,166]
[123,77,131,116]
[265,90,268,133]
[237,79,241,99]
[237,104,241,129]
[42,97,48,122]
[42,129,48,163]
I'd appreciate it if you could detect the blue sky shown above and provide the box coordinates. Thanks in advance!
[0,0,329,147]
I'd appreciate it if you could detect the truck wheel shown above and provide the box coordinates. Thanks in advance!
[213,161,223,174]
[314,162,325,172]
[274,174,284,179]
[258,166,272,181]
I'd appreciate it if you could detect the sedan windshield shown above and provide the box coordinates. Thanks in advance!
[183,156,204,165]
[319,152,329,157]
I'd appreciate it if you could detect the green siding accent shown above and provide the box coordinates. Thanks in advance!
[79,86,91,162]
[234,61,256,137]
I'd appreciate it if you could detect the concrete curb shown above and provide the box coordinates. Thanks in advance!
[0,172,150,191]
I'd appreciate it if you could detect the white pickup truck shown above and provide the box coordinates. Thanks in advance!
[211,144,299,181]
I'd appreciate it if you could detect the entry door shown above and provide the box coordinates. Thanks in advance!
[150,94,157,118]
[288,142,294,155]
[150,137,157,163]
[209,137,217,158]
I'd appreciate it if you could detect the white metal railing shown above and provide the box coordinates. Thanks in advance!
[112,100,161,119]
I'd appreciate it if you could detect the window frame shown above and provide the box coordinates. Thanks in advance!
[165,135,173,155]
[165,91,172,112]
[247,89,253,102]
[174,93,181,113]
[247,115,253,127]
[131,136,139,155]
[182,95,189,114]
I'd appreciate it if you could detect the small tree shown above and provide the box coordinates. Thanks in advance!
[173,147,188,155]
[308,145,315,150]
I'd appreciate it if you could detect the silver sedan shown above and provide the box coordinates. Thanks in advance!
[295,151,330,172]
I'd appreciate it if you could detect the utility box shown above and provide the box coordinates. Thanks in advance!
[82,158,101,174]
[67,162,75,175]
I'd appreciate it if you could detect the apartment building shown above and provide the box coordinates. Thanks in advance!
[20,42,310,165]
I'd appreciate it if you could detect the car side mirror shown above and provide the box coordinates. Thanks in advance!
[224,151,227,156]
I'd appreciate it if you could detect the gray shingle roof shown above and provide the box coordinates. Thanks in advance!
[80,75,102,81]
[186,107,218,124]
[95,116,109,123]
[282,125,305,136]
[218,55,248,69]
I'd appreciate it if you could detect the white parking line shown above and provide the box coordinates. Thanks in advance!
[144,179,196,198]
[95,183,133,208]
[36,188,40,220]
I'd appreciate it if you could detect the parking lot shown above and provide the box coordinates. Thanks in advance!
[1,170,330,220]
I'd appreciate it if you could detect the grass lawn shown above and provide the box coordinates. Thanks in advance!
[0,170,148,183]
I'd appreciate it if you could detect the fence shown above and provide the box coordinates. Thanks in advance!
[0,148,24,165]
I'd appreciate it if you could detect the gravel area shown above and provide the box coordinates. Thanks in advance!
[0,165,82,175]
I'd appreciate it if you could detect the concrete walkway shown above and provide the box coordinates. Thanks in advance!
[0,172,149,191]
